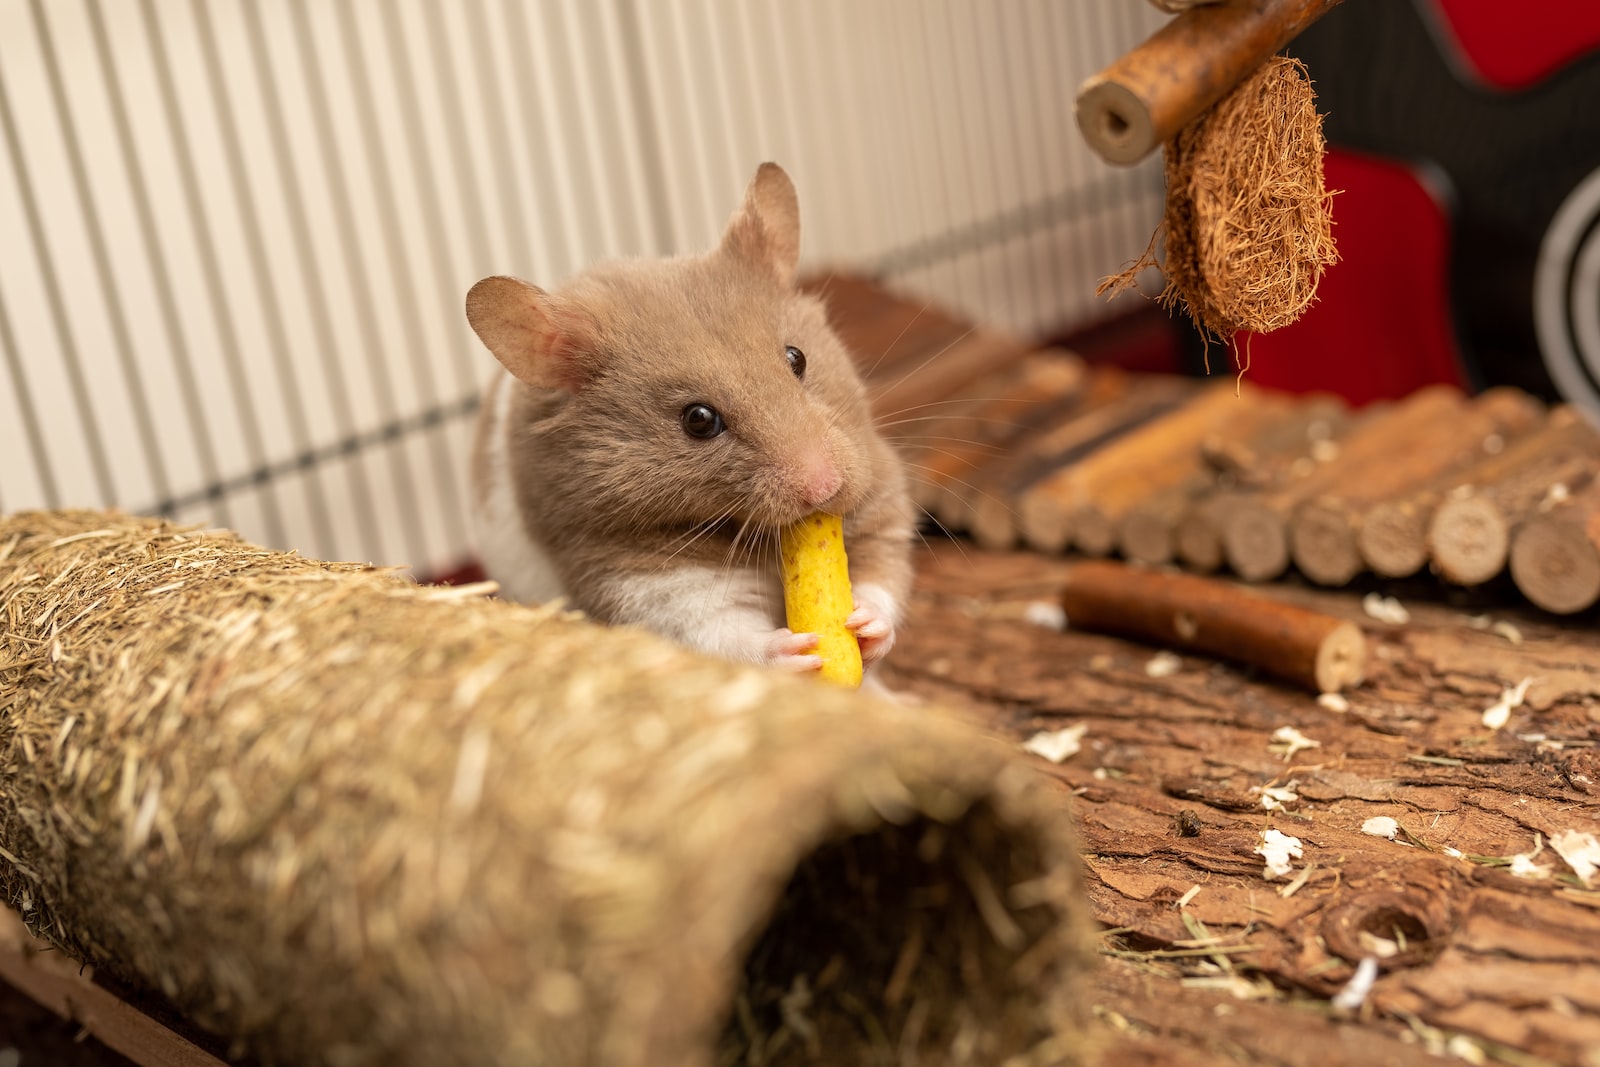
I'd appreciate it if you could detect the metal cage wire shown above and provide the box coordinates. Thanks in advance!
[0,0,1166,574]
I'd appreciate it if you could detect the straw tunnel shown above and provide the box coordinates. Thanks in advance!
[0,510,1096,1065]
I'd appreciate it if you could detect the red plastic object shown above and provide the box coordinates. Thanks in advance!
[1424,0,1600,91]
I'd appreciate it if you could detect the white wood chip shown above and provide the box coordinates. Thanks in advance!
[1255,829,1303,879]
[1145,650,1183,678]
[1361,816,1399,839]
[1257,782,1300,811]
[1481,676,1534,730]
[1362,592,1410,625]
[1550,829,1600,887]
[1269,726,1321,761]
[1330,956,1379,1015]
[1021,723,1088,764]
[1023,600,1067,632]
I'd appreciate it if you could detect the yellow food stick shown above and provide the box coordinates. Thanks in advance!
[778,512,863,687]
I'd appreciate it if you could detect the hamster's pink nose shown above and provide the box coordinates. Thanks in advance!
[798,452,843,507]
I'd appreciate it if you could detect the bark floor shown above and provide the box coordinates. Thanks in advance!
[880,539,1600,1067]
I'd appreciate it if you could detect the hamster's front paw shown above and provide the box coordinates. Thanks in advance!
[763,628,823,673]
[846,603,897,666]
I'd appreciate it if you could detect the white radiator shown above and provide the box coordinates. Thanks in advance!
[0,0,1167,573]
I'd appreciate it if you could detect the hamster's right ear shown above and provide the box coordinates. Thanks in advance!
[466,276,595,392]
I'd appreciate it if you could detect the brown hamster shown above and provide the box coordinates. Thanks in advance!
[467,163,914,676]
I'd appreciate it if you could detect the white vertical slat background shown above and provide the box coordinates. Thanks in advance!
[0,0,1168,574]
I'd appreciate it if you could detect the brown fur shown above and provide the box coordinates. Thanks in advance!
[468,164,914,645]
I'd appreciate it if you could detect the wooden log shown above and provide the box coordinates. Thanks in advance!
[1290,386,1545,585]
[1171,395,1348,572]
[1110,393,1299,565]
[1222,386,1461,581]
[1124,393,1348,566]
[976,372,1199,552]
[899,352,1088,521]
[1075,384,1297,558]
[1354,387,1548,578]
[1427,407,1600,586]
[1019,381,1271,558]
[0,906,226,1067]
[1075,0,1345,165]
[1509,474,1600,614]
[1058,560,1365,693]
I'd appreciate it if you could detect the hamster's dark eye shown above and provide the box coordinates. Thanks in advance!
[680,403,725,439]
[785,345,806,379]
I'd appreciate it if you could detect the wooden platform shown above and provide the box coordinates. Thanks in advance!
[886,542,1599,1067]
[3,277,1597,1065]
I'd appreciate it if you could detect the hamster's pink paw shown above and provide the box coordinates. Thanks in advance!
[764,628,823,673]
[846,604,897,666]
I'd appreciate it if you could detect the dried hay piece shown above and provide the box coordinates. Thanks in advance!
[0,510,1094,1067]
[1102,55,1338,344]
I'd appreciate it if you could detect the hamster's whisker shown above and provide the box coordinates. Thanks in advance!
[872,396,1038,425]
[859,300,933,380]
[654,509,738,572]
[910,503,972,565]
[882,436,1008,453]
[867,325,978,406]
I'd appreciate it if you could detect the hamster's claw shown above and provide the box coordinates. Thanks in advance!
[764,628,823,673]
[846,605,896,666]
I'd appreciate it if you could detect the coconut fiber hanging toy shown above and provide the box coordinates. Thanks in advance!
[1079,0,1343,343]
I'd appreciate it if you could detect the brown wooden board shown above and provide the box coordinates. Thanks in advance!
[882,543,1600,1067]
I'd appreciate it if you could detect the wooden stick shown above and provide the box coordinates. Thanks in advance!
[1291,386,1545,585]
[977,372,1198,552]
[1058,560,1365,693]
[1172,395,1348,572]
[1222,386,1459,581]
[0,906,226,1067]
[1075,0,1345,165]
[1427,407,1598,586]
[1509,473,1600,615]
[1075,383,1296,558]
[1018,381,1270,558]
[1123,393,1347,566]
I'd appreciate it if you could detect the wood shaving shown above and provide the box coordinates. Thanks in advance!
[1255,829,1303,880]
[1145,651,1183,678]
[1269,726,1321,761]
[1022,724,1088,764]
[1481,677,1534,730]
[1361,817,1399,840]
[1550,829,1600,888]
[1361,593,1410,626]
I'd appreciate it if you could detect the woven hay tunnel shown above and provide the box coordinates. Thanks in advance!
[0,510,1094,1066]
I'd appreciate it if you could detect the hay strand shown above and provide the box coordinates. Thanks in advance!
[1102,55,1338,343]
[0,509,1094,1066]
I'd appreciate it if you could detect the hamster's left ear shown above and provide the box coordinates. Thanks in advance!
[719,162,801,287]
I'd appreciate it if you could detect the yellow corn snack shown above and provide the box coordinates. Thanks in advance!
[778,512,863,687]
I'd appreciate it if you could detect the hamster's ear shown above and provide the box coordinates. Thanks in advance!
[466,276,595,392]
[719,162,800,287]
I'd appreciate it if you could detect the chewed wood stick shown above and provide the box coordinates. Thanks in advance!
[1059,560,1365,694]
[779,513,863,687]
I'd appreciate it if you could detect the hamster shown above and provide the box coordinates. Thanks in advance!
[466,162,915,677]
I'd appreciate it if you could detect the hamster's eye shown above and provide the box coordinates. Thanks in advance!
[680,403,726,440]
[785,345,806,380]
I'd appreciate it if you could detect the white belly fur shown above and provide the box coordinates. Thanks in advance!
[471,371,567,605]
